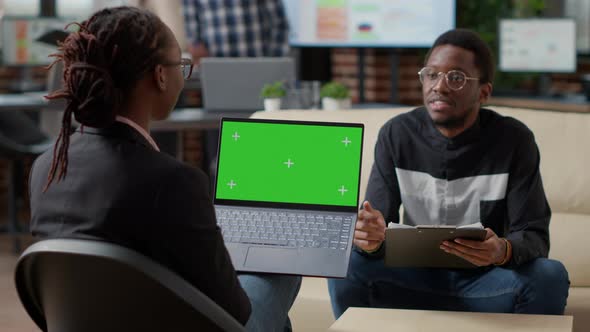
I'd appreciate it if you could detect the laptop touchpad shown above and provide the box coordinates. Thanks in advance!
[244,246,297,270]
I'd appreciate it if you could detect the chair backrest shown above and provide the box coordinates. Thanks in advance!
[0,111,52,157]
[14,239,246,332]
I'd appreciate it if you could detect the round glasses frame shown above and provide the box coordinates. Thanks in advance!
[418,67,479,91]
[161,58,194,80]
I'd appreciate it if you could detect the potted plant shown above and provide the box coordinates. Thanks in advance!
[260,81,286,111]
[320,81,351,110]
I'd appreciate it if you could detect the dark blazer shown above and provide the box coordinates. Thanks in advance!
[29,122,251,324]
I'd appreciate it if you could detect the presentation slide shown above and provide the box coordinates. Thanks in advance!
[499,19,576,73]
[284,0,455,47]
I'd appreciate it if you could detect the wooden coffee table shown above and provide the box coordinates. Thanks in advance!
[328,307,573,332]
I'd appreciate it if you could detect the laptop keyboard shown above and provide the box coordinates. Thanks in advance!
[216,207,354,250]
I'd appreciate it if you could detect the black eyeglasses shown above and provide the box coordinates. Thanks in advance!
[418,67,479,91]
[161,58,193,80]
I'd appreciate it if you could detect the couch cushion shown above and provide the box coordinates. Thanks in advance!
[490,107,590,215]
[550,213,590,287]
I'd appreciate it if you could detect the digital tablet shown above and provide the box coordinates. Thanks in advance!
[384,227,487,269]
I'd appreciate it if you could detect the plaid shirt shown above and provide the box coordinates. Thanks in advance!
[183,0,290,57]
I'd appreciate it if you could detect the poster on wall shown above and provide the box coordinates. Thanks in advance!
[499,19,576,73]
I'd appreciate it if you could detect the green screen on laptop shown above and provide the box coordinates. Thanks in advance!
[215,119,363,208]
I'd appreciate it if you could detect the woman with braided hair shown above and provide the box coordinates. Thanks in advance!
[28,6,300,331]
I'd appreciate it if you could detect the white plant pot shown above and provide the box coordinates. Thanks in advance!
[264,98,281,111]
[322,97,351,111]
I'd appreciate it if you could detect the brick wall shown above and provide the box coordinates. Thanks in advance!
[0,66,46,225]
[182,129,204,170]
[0,158,34,225]
[397,51,425,106]
[550,57,590,93]
[329,51,590,107]
[0,66,47,93]
[330,48,423,106]
[0,160,8,223]
[179,89,205,169]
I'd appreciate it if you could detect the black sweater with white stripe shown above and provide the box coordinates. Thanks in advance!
[365,107,551,267]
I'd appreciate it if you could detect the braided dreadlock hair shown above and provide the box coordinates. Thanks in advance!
[44,6,172,191]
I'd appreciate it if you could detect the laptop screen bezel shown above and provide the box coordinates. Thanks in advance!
[214,117,364,213]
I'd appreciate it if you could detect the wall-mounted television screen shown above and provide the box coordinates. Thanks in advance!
[284,0,456,48]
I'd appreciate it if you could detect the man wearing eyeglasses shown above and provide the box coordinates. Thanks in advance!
[328,29,569,317]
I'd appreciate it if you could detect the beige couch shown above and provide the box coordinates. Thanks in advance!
[251,106,590,332]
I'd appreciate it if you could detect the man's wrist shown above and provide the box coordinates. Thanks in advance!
[494,238,512,266]
[362,242,383,254]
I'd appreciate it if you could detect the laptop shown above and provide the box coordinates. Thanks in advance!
[200,57,295,112]
[214,118,364,277]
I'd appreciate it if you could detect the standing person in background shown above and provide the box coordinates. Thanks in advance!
[128,0,188,51]
[182,0,291,186]
[183,0,290,64]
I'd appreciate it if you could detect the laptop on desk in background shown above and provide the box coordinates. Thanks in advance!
[214,118,364,277]
[200,57,295,112]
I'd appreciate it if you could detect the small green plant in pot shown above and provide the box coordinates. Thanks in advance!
[260,81,286,111]
[320,81,351,110]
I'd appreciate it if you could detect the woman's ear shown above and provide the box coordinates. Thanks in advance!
[153,64,167,91]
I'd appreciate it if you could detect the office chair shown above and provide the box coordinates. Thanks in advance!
[14,238,247,332]
[0,111,52,252]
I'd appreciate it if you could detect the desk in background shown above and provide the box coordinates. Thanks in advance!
[151,108,253,131]
[0,93,250,130]
[151,108,254,162]
[0,92,252,160]
[0,92,57,112]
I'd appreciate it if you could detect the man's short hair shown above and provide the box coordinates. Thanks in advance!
[424,29,495,85]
